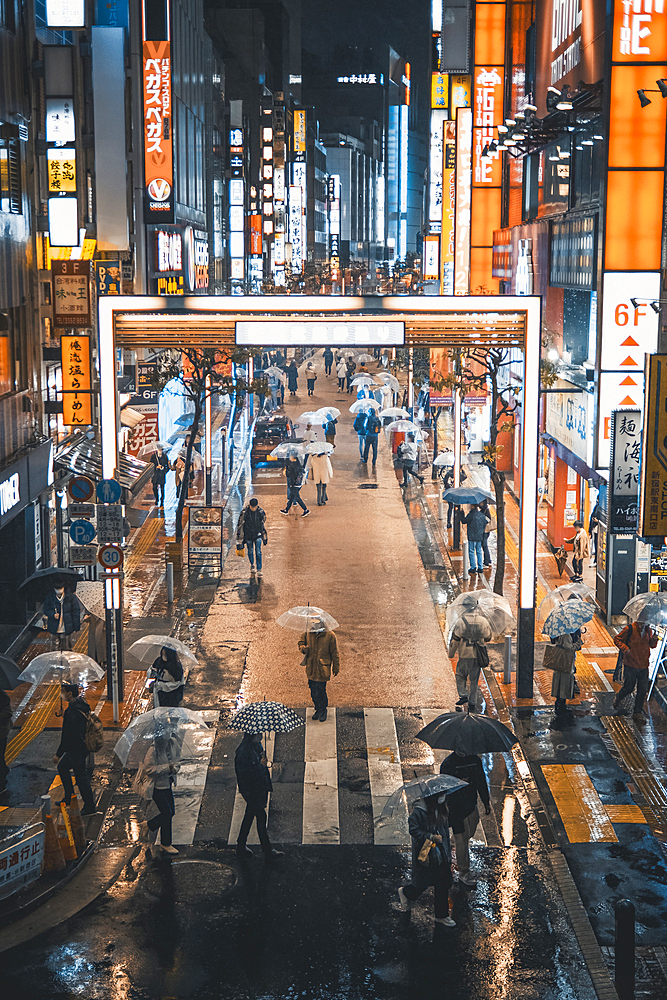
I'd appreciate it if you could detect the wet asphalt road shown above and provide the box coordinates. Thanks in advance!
[3,842,593,1000]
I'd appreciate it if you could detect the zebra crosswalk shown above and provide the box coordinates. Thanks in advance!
[187,707,511,849]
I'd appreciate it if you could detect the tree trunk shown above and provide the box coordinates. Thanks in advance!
[175,402,202,541]
[491,469,506,595]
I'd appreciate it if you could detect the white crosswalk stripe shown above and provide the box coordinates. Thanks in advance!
[303,708,339,844]
[227,731,275,846]
[172,710,219,846]
[364,707,406,845]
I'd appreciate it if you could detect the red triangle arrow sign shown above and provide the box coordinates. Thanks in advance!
[620,355,638,366]
[619,376,638,385]
[619,395,638,405]
[621,336,639,346]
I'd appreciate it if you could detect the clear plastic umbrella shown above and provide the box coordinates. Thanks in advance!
[75,580,106,620]
[623,592,667,626]
[433,451,455,467]
[377,374,400,391]
[176,446,204,470]
[113,707,212,767]
[18,651,105,688]
[173,413,200,427]
[376,774,468,840]
[298,410,327,425]
[379,407,411,419]
[385,419,421,434]
[445,592,515,638]
[138,441,172,459]
[276,605,339,632]
[538,583,596,620]
[264,366,287,382]
[127,635,198,667]
[271,442,305,460]
[355,353,375,363]
[542,600,594,637]
[314,407,341,419]
[350,399,381,413]
[351,376,376,386]
[304,441,334,455]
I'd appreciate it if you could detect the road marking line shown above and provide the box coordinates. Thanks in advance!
[364,707,405,845]
[228,731,275,846]
[302,708,339,844]
[171,710,219,846]
[589,660,614,692]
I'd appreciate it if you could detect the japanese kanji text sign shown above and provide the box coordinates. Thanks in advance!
[640,355,667,536]
[52,260,91,328]
[609,408,641,533]
[0,827,45,897]
[61,333,92,425]
[47,148,76,193]
[143,40,174,223]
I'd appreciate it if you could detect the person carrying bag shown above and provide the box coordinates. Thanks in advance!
[544,630,581,720]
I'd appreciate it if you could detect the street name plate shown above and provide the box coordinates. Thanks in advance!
[70,544,98,565]
[235,320,405,346]
[96,503,123,542]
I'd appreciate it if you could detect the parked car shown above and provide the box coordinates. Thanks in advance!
[251,414,294,467]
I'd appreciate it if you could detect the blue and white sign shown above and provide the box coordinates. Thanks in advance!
[96,478,122,504]
[69,519,96,545]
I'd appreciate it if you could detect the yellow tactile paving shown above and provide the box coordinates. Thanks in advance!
[605,804,647,824]
[602,716,667,840]
[542,763,618,843]
[5,685,61,765]
[124,514,163,577]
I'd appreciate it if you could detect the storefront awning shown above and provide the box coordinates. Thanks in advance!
[55,439,153,497]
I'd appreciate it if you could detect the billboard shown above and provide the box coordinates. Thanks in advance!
[639,355,667,537]
[535,0,606,116]
[441,120,456,293]
[143,41,173,223]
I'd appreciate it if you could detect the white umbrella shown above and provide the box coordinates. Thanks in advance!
[351,376,376,387]
[314,407,341,419]
[271,442,305,459]
[305,441,335,455]
[264,366,287,383]
[127,635,198,667]
[350,399,381,413]
[433,451,455,467]
[276,605,339,632]
[18,651,105,688]
[385,419,421,434]
[355,353,375,363]
[379,407,411,419]
[113,707,212,767]
[138,441,171,459]
[297,410,327,425]
[377,374,400,391]
[76,581,106,620]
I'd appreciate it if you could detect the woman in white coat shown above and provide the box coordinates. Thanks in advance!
[306,449,334,506]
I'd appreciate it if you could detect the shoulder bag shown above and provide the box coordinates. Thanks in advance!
[543,643,573,674]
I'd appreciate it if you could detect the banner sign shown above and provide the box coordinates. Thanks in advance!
[609,408,641,533]
[61,333,92,425]
[640,355,667,537]
[143,41,173,223]
[95,260,121,296]
[293,109,306,153]
[0,826,45,898]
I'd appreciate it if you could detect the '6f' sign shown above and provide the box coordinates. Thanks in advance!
[615,302,648,325]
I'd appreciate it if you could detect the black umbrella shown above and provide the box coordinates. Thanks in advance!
[417,713,518,755]
[0,654,21,690]
[18,567,83,602]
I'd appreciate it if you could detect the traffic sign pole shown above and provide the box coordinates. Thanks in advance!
[103,571,124,720]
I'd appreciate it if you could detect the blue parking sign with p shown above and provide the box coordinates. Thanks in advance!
[69,519,96,545]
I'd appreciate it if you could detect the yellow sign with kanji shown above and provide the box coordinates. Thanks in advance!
[47,148,76,193]
[431,72,448,109]
[61,334,92,426]
[52,260,91,328]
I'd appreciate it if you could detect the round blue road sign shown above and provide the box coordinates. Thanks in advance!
[96,478,122,504]
[69,519,97,545]
[68,475,95,502]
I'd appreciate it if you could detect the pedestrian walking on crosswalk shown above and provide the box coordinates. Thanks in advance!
[234,732,284,861]
[298,622,340,721]
[440,751,490,887]
[398,793,455,926]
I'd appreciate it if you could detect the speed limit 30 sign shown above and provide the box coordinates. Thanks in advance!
[98,543,124,569]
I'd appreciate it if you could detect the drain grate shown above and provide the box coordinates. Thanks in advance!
[358,483,379,489]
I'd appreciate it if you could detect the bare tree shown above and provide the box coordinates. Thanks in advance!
[149,347,267,540]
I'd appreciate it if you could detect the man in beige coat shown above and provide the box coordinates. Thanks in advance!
[298,623,340,721]
[306,450,333,506]
[571,519,590,582]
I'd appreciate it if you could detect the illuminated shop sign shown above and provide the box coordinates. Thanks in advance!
[143,41,173,223]
[236,321,405,346]
[46,0,84,28]
[155,230,182,272]
[184,227,209,291]
[336,74,379,84]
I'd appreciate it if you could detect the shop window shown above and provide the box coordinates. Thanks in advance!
[522,153,539,221]
[563,289,592,366]
[0,128,22,214]
[572,140,602,209]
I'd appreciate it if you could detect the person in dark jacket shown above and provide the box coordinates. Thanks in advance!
[287,361,299,396]
[52,683,97,814]
[281,455,309,516]
[440,751,490,887]
[150,445,170,506]
[43,583,81,651]
[149,646,185,707]
[0,689,11,794]
[324,417,337,447]
[363,412,382,466]
[442,466,467,527]
[323,346,334,376]
[353,411,369,459]
[234,732,284,860]
[345,359,356,393]
[397,793,455,926]
[459,504,490,573]
[236,497,267,574]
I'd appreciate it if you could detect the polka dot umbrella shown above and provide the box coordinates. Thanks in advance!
[228,701,304,735]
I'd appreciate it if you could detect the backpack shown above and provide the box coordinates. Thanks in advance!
[79,710,104,753]
[366,415,381,435]
[353,413,367,434]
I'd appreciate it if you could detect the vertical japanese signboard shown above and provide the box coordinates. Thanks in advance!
[52,261,91,328]
[143,41,173,223]
[609,409,641,533]
[293,109,306,154]
[640,355,667,537]
[454,107,472,295]
[441,120,456,293]
[61,334,92,425]
[46,148,76,193]
[95,260,121,295]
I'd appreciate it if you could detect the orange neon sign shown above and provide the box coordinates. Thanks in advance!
[143,40,174,223]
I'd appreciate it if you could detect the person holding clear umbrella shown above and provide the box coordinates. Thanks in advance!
[448,612,492,713]
[136,734,181,854]
[398,791,456,926]
[298,618,339,721]
[52,682,98,816]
